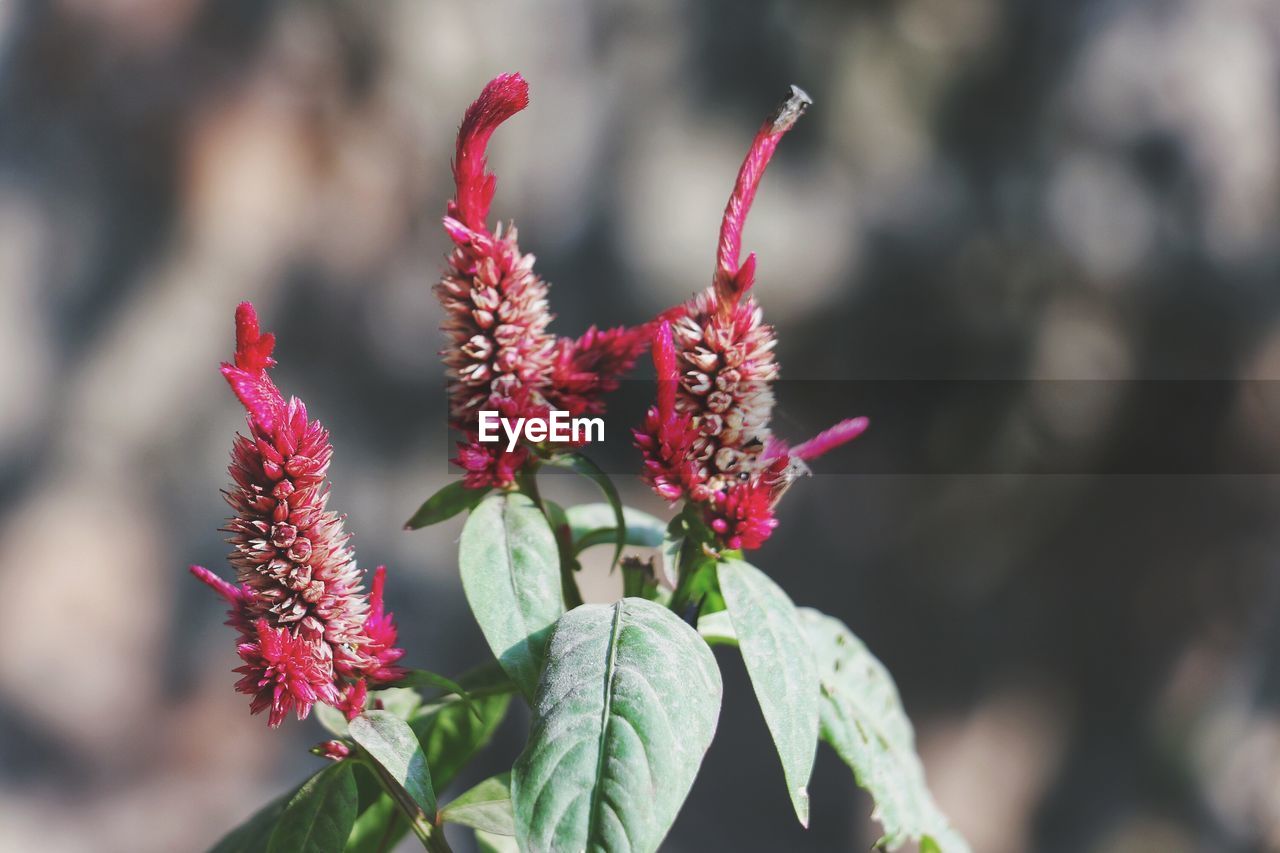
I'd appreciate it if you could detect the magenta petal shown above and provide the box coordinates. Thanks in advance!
[789,416,869,462]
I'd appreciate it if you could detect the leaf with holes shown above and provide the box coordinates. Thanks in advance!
[800,608,969,852]
[460,492,565,698]
[719,558,820,827]
[512,598,722,853]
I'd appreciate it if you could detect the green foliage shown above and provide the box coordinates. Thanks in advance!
[460,492,565,697]
[719,559,820,827]
[563,502,666,554]
[440,773,514,835]
[405,481,491,529]
[800,608,970,852]
[209,477,967,852]
[267,763,358,853]
[209,786,297,853]
[349,712,437,818]
[544,452,627,567]
[511,599,722,853]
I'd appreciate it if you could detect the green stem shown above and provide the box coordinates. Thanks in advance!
[518,464,585,609]
[361,759,454,853]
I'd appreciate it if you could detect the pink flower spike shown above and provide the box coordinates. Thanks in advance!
[790,416,870,461]
[715,85,811,309]
[453,72,530,231]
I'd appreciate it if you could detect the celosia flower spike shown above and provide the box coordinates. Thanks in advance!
[437,74,650,487]
[192,303,405,727]
[452,72,530,231]
[715,85,812,310]
[635,86,866,552]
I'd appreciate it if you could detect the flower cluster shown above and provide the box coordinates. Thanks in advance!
[437,73,650,488]
[635,87,868,551]
[190,303,405,727]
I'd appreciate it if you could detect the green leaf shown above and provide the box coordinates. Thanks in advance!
[371,686,423,721]
[314,702,350,738]
[545,453,626,568]
[412,668,513,791]
[209,786,298,853]
[348,711,437,817]
[342,794,398,853]
[800,608,970,853]
[405,481,490,529]
[395,670,480,721]
[564,503,667,554]
[460,492,566,698]
[512,598,722,853]
[696,610,737,646]
[718,558,820,827]
[349,673,514,853]
[475,829,521,853]
[440,773,514,836]
[266,763,358,853]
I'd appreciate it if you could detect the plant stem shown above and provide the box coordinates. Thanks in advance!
[362,758,454,853]
[518,464,585,609]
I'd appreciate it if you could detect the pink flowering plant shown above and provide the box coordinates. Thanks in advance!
[193,75,966,853]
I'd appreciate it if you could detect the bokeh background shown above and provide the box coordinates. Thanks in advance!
[2,0,1280,850]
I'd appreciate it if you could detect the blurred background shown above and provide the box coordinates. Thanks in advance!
[2,0,1280,850]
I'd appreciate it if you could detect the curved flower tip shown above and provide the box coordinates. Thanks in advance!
[221,302,284,432]
[233,301,276,372]
[453,72,530,231]
[715,84,812,308]
[790,416,869,462]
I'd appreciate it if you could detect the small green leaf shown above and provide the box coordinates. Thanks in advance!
[696,610,738,646]
[371,686,423,721]
[475,829,521,853]
[460,492,566,698]
[395,670,480,721]
[800,608,970,853]
[348,711,437,817]
[405,481,490,529]
[313,702,349,737]
[440,773,514,836]
[564,503,667,554]
[210,786,297,853]
[267,763,358,853]
[350,671,514,853]
[719,559,820,827]
[545,453,627,567]
[512,598,722,853]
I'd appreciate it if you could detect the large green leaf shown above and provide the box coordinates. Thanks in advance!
[405,481,490,529]
[718,559,820,827]
[348,711,437,817]
[209,785,298,853]
[563,503,667,554]
[800,608,970,853]
[460,492,566,697]
[512,598,722,853]
[440,773,514,836]
[266,762,358,853]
